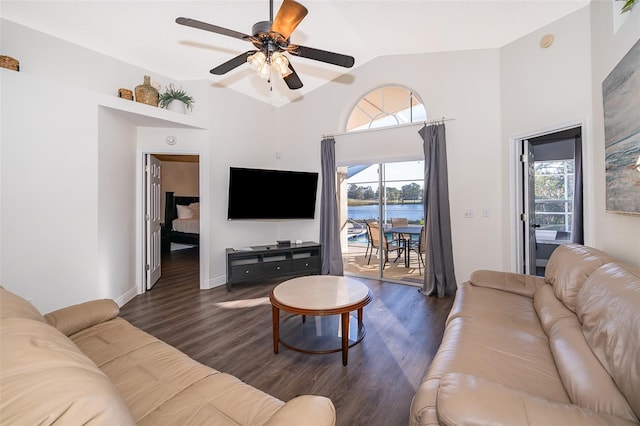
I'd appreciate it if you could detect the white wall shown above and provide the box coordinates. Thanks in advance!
[589,1,640,265]
[98,108,137,305]
[1,70,100,312]
[278,49,504,283]
[500,3,640,267]
[1,19,283,306]
[500,6,593,270]
[205,84,282,285]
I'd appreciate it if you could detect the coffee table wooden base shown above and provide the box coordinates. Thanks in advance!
[274,309,366,364]
[270,276,373,366]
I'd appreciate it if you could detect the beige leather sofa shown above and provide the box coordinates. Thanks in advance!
[0,288,336,425]
[410,243,640,426]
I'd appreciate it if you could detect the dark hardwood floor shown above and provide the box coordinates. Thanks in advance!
[119,247,454,426]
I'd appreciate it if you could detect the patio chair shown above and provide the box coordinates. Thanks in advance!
[367,222,403,265]
[363,219,377,259]
[408,226,426,274]
[390,217,411,247]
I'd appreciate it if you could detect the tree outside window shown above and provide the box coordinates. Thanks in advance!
[534,160,574,233]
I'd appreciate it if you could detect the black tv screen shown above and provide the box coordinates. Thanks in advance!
[227,167,319,220]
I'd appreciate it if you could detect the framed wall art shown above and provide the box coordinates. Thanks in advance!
[602,37,640,215]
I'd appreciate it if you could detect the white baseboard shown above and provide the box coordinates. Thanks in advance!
[203,275,226,290]
[115,286,138,307]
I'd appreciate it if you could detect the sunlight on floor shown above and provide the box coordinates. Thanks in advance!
[343,243,424,285]
[213,297,271,309]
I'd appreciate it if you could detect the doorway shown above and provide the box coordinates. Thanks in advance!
[516,126,583,276]
[340,159,425,285]
[141,153,201,292]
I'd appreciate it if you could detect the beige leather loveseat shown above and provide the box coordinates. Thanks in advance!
[410,243,639,426]
[0,288,336,425]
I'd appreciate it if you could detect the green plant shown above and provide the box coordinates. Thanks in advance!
[159,84,194,110]
[619,0,636,13]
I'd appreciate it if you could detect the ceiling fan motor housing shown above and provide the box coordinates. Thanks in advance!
[252,21,272,36]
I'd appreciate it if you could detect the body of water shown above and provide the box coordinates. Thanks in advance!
[348,203,424,223]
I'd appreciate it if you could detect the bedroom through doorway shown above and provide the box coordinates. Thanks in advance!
[143,153,200,291]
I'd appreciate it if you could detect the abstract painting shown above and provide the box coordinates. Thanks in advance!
[602,38,640,214]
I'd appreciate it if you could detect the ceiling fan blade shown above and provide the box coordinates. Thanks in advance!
[271,0,308,40]
[176,17,251,41]
[283,62,303,90]
[210,51,257,75]
[289,45,355,68]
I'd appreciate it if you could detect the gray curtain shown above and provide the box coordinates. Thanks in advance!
[419,124,457,297]
[571,136,584,244]
[319,138,344,275]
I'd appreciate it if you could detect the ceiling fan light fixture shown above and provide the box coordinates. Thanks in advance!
[247,51,267,70]
[271,52,292,77]
[257,62,271,79]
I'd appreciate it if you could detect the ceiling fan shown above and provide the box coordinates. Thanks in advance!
[176,0,355,90]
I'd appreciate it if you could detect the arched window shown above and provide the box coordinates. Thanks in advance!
[346,85,426,132]
[340,85,427,284]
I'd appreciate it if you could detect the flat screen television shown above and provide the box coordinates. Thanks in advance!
[227,167,319,220]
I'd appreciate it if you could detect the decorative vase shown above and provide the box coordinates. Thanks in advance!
[134,75,159,107]
[166,100,186,114]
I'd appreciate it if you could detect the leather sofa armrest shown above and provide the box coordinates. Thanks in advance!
[437,373,638,426]
[468,269,545,298]
[264,395,336,426]
[44,299,119,336]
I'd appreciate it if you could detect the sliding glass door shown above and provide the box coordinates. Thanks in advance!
[340,160,424,285]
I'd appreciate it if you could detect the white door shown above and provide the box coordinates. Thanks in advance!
[145,154,162,289]
[522,141,538,275]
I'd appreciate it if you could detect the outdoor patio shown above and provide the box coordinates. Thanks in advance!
[342,241,424,285]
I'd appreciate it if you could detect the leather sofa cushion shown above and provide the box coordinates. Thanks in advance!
[137,373,284,426]
[577,262,640,419]
[0,318,135,425]
[45,298,119,336]
[468,269,546,298]
[70,316,296,425]
[436,373,639,426]
[447,281,546,338]
[70,317,159,367]
[425,316,569,404]
[544,243,611,312]
[0,286,45,322]
[263,395,336,426]
[536,283,636,420]
[534,284,577,335]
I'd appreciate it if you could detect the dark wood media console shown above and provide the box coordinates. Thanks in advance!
[226,242,321,291]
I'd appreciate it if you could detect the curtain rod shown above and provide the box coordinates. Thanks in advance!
[322,117,455,139]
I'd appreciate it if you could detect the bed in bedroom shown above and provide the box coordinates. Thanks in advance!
[164,191,199,252]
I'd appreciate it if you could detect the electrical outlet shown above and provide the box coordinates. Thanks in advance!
[463,209,473,218]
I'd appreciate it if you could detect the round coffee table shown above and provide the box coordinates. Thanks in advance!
[270,275,373,366]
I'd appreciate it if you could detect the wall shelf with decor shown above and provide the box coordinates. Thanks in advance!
[97,92,208,130]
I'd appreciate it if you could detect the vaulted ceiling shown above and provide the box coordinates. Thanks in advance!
[1,1,589,106]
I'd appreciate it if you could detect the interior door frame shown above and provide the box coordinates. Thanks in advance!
[509,119,588,274]
[136,149,207,294]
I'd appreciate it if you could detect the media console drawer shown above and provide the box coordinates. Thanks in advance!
[263,260,292,276]
[230,263,263,282]
[292,256,320,271]
[226,242,321,291]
